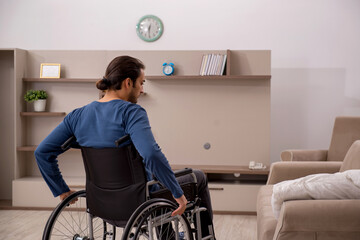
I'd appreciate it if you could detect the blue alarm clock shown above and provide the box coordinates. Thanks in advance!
[162,62,174,76]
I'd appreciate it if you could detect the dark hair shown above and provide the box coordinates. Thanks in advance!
[96,56,145,91]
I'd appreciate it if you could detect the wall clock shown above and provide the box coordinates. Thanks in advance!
[136,15,164,42]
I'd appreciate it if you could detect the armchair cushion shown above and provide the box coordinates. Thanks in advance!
[271,169,360,219]
[340,140,360,172]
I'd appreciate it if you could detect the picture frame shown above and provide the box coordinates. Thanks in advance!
[40,63,61,78]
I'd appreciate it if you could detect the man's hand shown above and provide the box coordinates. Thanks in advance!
[172,195,188,216]
[59,189,77,204]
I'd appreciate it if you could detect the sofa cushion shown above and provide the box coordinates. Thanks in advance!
[257,185,277,240]
[274,200,360,240]
[340,140,360,172]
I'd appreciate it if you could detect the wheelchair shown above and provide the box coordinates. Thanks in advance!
[42,135,215,240]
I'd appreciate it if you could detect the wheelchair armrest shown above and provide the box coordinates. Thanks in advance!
[146,168,197,200]
[61,136,80,151]
[174,168,193,178]
[115,134,131,147]
[152,168,193,183]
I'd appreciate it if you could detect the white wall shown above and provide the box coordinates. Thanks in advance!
[1,0,360,163]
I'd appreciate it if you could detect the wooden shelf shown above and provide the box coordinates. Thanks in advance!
[23,78,99,83]
[20,112,66,117]
[16,146,38,151]
[14,148,268,176]
[147,75,271,81]
[23,75,271,83]
[17,145,79,152]
[171,164,269,175]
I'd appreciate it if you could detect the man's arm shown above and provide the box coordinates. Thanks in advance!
[124,106,185,199]
[35,120,74,197]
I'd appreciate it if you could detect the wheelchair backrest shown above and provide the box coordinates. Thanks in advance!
[80,142,148,222]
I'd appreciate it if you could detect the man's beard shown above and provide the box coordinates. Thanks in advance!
[128,88,138,103]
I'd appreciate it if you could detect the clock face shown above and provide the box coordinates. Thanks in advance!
[136,15,163,42]
[164,65,173,75]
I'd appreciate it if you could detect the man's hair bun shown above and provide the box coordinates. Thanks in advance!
[96,77,111,90]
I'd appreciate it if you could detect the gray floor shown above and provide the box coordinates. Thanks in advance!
[0,210,257,239]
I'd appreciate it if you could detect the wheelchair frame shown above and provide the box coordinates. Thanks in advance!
[42,135,215,240]
[43,173,214,240]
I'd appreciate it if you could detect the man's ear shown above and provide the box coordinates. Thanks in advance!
[123,78,131,89]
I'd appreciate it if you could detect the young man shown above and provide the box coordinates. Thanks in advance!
[35,55,214,237]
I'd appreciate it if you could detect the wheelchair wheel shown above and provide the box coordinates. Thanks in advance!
[122,198,193,240]
[43,190,116,240]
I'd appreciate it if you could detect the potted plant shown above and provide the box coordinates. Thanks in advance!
[24,89,48,112]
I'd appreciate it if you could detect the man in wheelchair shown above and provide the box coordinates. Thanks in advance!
[35,56,215,240]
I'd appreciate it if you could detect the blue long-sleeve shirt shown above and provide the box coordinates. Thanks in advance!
[35,99,184,198]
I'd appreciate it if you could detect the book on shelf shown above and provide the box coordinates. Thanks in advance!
[199,53,227,76]
[199,54,208,76]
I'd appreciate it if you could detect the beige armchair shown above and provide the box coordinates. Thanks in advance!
[281,116,360,162]
[257,140,360,240]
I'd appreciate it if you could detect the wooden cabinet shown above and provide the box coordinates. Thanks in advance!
[172,165,269,213]
[2,49,271,213]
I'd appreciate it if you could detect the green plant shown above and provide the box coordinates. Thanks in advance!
[24,89,48,103]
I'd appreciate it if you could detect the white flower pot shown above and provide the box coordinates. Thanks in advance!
[34,99,47,112]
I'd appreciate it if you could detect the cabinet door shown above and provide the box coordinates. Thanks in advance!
[209,183,263,212]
